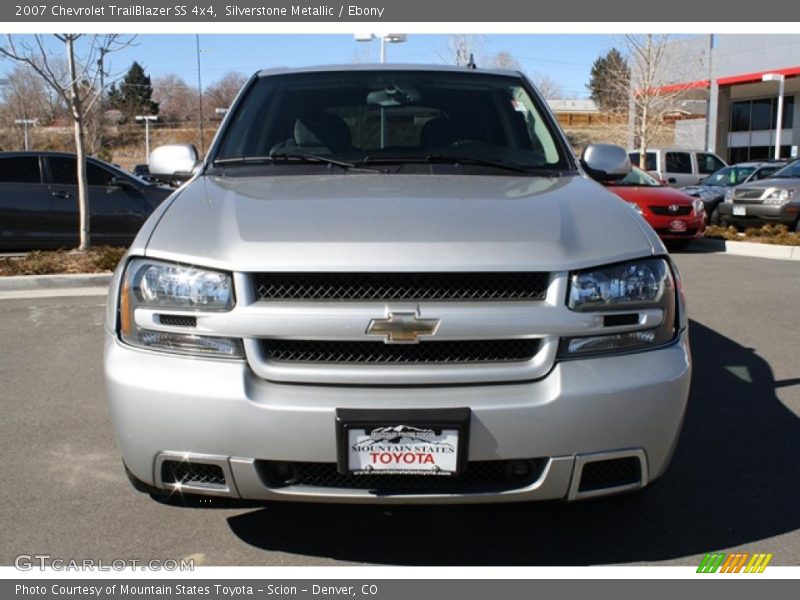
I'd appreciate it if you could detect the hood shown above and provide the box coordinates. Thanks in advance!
[681,184,725,197]
[737,177,800,192]
[606,185,694,206]
[143,173,656,272]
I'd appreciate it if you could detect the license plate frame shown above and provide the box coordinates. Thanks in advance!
[335,408,471,476]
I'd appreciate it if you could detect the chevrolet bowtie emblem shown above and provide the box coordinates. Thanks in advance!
[366,312,440,344]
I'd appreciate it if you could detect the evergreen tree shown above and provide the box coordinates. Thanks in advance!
[108,61,159,122]
[586,48,630,112]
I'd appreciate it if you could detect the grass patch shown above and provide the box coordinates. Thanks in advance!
[705,224,800,246]
[0,246,126,276]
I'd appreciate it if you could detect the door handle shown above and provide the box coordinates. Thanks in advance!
[51,191,71,199]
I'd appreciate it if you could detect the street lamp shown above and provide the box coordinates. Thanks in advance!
[354,33,407,63]
[14,118,37,151]
[135,115,158,163]
[762,73,785,160]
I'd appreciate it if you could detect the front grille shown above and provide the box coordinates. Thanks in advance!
[649,205,692,216]
[257,459,547,494]
[578,457,641,492]
[734,188,766,200]
[261,338,541,364]
[252,272,549,302]
[160,460,226,488]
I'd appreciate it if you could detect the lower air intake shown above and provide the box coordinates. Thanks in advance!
[578,457,641,493]
[160,460,227,489]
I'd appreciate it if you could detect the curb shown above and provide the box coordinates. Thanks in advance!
[687,238,800,261]
[0,273,113,292]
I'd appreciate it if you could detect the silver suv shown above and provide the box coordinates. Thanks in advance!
[718,159,800,231]
[104,65,691,504]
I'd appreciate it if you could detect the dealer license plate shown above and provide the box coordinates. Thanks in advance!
[669,220,687,232]
[733,205,747,216]
[347,426,460,476]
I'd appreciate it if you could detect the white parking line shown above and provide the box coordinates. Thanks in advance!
[0,287,109,300]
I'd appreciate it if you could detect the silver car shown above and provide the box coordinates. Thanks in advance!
[718,159,800,231]
[104,65,691,504]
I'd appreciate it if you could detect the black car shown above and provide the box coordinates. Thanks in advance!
[0,151,173,250]
[680,160,789,225]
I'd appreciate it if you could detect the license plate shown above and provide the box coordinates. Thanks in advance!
[336,408,470,476]
[733,205,747,216]
[347,426,459,475]
[669,220,687,232]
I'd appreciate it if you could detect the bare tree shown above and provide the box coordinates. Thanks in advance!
[530,72,565,101]
[0,34,133,250]
[153,73,199,123]
[612,35,705,167]
[436,35,486,66]
[204,71,247,113]
[489,51,521,71]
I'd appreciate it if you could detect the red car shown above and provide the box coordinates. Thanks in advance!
[604,166,706,250]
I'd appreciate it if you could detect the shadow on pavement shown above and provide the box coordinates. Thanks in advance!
[225,320,800,565]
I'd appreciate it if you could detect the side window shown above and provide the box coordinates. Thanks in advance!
[628,153,657,171]
[666,152,692,174]
[87,163,115,187]
[755,167,778,180]
[697,153,725,175]
[0,156,42,183]
[49,156,78,185]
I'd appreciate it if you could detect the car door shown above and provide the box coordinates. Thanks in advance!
[0,154,53,250]
[46,155,147,246]
[664,151,695,186]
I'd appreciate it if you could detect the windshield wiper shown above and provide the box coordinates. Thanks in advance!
[360,154,563,176]
[214,153,378,172]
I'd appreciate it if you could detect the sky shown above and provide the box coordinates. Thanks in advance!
[0,34,619,99]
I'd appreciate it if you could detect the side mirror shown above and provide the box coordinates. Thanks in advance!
[110,176,134,189]
[148,144,200,185]
[581,144,630,182]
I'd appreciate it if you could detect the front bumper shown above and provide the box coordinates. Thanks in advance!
[644,213,706,240]
[105,328,691,504]
[718,201,800,227]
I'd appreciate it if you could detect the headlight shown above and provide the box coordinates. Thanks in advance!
[724,189,734,203]
[692,198,705,214]
[118,258,243,358]
[560,257,677,358]
[763,188,795,205]
[627,202,644,216]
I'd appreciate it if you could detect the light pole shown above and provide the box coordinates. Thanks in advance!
[14,118,37,151]
[135,115,158,163]
[354,33,407,63]
[762,73,785,160]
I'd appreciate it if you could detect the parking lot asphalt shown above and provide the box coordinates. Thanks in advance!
[1,251,799,567]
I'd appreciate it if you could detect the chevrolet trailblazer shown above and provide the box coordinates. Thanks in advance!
[104,65,691,504]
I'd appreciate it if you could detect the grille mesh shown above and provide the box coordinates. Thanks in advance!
[257,459,547,494]
[734,188,766,200]
[160,460,226,488]
[649,205,692,216]
[654,228,699,237]
[157,314,197,327]
[578,457,641,492]
[253,272,549,302]
[261,339,541,364]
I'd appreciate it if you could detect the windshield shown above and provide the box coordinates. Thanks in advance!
[702,166,755,187]
[771,160,800,179]
[212,70,572,172]
[609,166,662,187]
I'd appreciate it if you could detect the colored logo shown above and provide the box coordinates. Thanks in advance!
[697,552,773,573]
